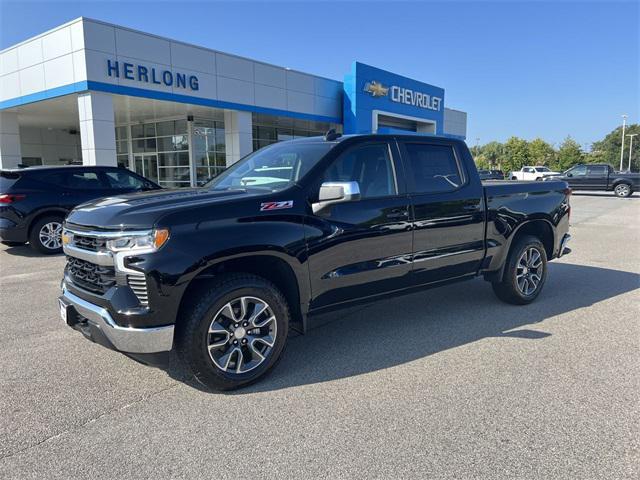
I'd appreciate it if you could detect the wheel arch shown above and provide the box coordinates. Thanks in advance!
[485,218,555,283]
[27,208,68,237]
[177,253,306,334]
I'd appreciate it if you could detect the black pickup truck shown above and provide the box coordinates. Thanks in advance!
[58,133,571,390]
[546,163,639,197]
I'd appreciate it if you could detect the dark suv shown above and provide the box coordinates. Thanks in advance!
[0,166,160,254]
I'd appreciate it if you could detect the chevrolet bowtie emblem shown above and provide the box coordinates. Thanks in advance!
[363,81,389,97]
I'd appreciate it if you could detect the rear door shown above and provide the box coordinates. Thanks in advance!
[306,140,413,308]
[585,165,608,190]
[398,140,485,285]
[62,169,113,206]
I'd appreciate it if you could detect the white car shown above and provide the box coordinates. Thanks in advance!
[510,166,560,181]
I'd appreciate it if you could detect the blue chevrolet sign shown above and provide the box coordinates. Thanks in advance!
[106,59,199,91]
[344,62,445,134]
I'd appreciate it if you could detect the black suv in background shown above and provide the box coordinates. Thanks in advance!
[478,169,504,180]
[0,166,160,254]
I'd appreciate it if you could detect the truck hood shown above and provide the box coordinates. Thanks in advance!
[65,187,260,230]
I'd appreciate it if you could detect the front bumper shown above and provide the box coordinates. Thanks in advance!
[59,286,174,354]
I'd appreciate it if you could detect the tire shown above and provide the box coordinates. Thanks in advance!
[535,177,543,181]
[29,215,64,254]
[511,176,517,180]
[492,235,548,305]
[1,241,25,247]
[614,183,632,198]
[176,273,290,391]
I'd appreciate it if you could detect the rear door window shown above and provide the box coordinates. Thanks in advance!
[587,165,607,176]
[402,143,463,194]
[66,171,106,189]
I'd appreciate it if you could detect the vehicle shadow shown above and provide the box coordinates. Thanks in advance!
[166,263,639,393]
[1,244,64,258]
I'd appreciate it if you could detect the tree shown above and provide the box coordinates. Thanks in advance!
[590,123,640,171]
[482,141,505,169]
[502,137,529,173]
[527,138,556,167]
[556,136,583,171]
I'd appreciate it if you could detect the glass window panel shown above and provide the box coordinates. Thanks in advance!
[214,128,225,151]
[158,167,191,182]
[155,121,175,136]
[175,119,187,134]
[116,140,128,154]
[131,124,145,139]
[115,126,128,140]
[174,135,189,151]
[132,139,146,153]
[144,123,156,137]
[157,137,173,152]
[177,152,189,165]
[117,155,129,168]
[145,138,157,153]
[257,126,277,141]
[216,152,227,167]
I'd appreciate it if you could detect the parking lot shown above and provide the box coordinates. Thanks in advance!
[0,193,638,479]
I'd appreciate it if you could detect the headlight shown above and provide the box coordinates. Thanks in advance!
[106,229,170,252]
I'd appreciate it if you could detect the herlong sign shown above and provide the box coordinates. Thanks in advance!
[106,59,199,91]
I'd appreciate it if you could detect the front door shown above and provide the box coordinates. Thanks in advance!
[398,140,486,285]
[306,141,413,309]
[134,154,159,184]
[564,164,588,189]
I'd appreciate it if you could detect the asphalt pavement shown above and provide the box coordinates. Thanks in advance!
[0,192,638,479]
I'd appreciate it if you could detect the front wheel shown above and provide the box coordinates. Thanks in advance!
[614,183,632,198]
[492,235,548,305]
[176,273,290,390]
[29,216,64,254]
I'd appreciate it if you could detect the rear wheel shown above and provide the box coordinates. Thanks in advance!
[614,183,632,198]
[492,235,548,305]
[176,273,290,391]
[29,216,64,254]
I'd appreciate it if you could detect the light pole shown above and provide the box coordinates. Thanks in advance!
[619,114,627,171]
[627,133,638,172]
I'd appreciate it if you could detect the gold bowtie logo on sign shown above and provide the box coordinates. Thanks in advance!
[363,81,389,97]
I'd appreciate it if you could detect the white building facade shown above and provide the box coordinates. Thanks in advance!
[0,18,467,187]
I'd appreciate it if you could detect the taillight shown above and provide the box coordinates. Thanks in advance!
[0,194,26,204]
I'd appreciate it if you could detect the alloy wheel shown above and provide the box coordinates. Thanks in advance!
[207,296,277,374]
[516,247,543,296]
[615,184,630,197]
[39,222,63,250]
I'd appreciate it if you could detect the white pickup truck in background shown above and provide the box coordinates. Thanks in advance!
[510,166,561,181]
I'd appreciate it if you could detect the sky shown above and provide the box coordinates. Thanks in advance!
[1,0,638,148]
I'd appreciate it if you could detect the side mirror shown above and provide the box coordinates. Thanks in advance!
[566,173,573,178]
[312,181,361,213]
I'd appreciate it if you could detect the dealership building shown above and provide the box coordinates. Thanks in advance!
[0,17,467,187]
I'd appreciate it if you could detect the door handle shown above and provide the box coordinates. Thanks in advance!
[387,209,409,219]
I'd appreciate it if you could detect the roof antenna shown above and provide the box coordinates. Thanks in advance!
[324,128,341,141]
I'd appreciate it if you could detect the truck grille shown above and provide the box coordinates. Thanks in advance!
[71,233,108,252]
[127,273,149,306]
[67,257,116,294]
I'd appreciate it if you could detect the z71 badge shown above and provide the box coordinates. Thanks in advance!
[260,200,294,211]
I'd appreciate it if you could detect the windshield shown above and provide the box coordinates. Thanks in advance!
[206,141,333,192]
